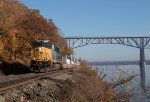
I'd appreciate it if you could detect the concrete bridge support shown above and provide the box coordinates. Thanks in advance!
[139,39,146,89]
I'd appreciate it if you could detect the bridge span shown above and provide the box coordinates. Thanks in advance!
[65,36,150,88]
[90,60,150,66]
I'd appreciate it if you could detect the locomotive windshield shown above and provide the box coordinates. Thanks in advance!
[32,40,52,48]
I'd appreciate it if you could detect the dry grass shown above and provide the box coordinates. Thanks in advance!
[58,64,116,102]
[71,73,116,102]
[79,66,98,77]
[67,60,134,102]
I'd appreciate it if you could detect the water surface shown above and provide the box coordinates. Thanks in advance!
[92,65,150,102]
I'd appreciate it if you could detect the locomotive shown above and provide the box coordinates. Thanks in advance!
[30,40,63,72]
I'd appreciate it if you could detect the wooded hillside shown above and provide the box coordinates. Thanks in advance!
[0,0,72,61]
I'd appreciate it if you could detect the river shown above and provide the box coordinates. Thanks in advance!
[92,65,150,102]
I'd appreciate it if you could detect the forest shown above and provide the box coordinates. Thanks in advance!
[0,0,72,62]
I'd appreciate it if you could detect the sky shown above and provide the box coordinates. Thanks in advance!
[20,0,150,61]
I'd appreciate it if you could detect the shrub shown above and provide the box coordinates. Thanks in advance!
[70,73,116,102]
[79,67,98,77]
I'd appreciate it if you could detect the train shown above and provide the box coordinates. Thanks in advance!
[30,40,63,72]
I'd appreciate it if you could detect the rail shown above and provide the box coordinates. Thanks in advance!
[0,68,74,93]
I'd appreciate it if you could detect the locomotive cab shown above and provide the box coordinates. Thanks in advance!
[30,40,63,72]
[31,40,52,61]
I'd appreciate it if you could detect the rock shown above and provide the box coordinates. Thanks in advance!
[53,73,72,80]
[3,72,75,102]
[0,96,5,102]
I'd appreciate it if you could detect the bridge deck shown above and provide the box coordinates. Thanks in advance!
[90,60,150,66]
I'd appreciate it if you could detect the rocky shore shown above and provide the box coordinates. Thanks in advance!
[0,66,117,102]
[0,71,74,102]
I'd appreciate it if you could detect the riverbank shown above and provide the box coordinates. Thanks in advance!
[93,65,150,102]
[0,67,117,102]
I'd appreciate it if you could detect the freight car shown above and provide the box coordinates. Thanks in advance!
[30,40,63,72]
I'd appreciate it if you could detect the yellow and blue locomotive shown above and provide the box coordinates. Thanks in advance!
[30,40,63,72]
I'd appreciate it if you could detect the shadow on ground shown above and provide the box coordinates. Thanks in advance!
[0,62,31,75]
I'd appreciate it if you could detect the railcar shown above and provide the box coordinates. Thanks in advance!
[30,40,63,72]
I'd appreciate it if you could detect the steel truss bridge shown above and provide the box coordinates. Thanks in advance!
[65,36,150,88]
[90,60,150,66]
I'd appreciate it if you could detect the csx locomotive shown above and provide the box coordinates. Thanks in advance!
[30,40,63,72]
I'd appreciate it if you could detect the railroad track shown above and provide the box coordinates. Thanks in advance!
[0,68,75,93]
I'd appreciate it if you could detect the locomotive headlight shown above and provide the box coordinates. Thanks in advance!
[44,57,47,60]
[39,47,42,51]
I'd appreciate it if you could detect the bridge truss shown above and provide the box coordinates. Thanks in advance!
[66,37,150,49]
[65,36,150,88]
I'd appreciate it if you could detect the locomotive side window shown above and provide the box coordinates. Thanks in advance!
[32,42,42,48]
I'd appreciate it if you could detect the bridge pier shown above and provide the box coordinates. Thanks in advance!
[139,40,146,89]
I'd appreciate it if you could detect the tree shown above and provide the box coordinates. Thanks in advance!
[0,0,70,62]
[0,0,28,35]
[3,29,17,59]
